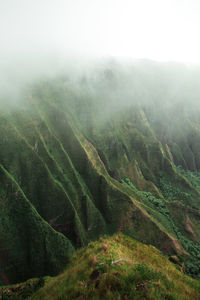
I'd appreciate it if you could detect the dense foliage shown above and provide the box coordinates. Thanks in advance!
[1,61,200,290]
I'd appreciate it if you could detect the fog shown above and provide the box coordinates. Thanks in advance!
[1,0,200,107]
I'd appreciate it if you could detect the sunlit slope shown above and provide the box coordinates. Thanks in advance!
[29,234,200,300]
[1,73,200,284]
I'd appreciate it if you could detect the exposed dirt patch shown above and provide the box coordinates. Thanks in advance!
[185,215,197,240]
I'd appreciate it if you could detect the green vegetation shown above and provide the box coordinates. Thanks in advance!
[27,234,200,299]
[0,278,45,299]
[176,166,200,191]
[1,65,200,293]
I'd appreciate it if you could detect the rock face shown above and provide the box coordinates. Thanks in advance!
[1,62,200,283]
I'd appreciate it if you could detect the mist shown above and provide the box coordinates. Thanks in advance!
[1,0,200,111]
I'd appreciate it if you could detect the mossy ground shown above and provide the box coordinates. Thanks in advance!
[0,277,45,299]
[24,234,200,300]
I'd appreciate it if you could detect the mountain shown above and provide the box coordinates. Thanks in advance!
[1,61,200,287]
[2,234,200,299]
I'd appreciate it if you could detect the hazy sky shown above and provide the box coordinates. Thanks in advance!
[1,0,200,64]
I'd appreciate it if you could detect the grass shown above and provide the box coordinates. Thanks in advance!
[0,277,45,299]
[28,233,200,300]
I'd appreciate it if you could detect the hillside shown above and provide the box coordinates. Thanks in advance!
[1,234,200,299]
[1,61,200,286]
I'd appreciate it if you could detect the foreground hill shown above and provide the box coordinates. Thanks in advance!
[1,234,200,299]
[1,61,200,284]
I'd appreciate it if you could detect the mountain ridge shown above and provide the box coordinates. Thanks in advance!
[1,63,200,285]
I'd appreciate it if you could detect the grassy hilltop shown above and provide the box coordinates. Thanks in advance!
[1,234,200,299]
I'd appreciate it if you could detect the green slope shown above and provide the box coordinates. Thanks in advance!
[2,234,199,300]
[1,63,200,285]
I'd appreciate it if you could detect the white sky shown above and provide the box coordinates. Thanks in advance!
[1,0,200,63]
